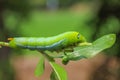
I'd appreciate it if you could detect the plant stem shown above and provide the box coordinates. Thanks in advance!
[0,42,9,48]
[39,51,55,62]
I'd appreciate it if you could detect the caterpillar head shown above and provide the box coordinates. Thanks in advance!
[64,31,86,45]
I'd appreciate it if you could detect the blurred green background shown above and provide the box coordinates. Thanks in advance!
[0,0,120,80]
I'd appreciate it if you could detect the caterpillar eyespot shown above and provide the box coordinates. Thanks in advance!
[8,31,87,52]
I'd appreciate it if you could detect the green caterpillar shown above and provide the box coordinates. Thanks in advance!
[1,31,90,52]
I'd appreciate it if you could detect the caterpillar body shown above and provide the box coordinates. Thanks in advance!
[8,31,86,52]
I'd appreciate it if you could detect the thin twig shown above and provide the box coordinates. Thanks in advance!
[39,51,55,62]
[0,42,9,48]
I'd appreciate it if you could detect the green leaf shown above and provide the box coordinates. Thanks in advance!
[49,61,68,80]
[62,34,116,61]
[34,55,45,77]
[50,71,59,80]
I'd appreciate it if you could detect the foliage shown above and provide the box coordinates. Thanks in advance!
[34,34,116,80]
[49,61,67,80]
